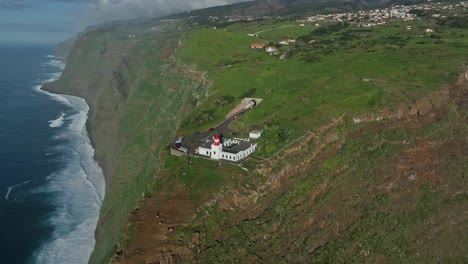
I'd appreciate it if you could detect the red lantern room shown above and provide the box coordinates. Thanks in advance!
[213,134,220,146]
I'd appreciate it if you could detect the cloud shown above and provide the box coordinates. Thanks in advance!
[0,0,29,9]
[83,0,249,25]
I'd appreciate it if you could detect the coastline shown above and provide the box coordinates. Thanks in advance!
[42,33,140,263]
[46,27,211,263]
[42,81,111,183]
[34,57,106,263]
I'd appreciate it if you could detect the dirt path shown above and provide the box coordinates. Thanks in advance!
[251,25,295,35]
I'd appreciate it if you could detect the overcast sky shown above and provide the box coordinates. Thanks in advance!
[0,0,248,44]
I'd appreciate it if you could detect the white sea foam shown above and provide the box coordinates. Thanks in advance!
[49,112,66,128]
[45,54,65,60]
[31,57,72,130]
[5,180,32,200]
[32,68,73,108]
[30,57,106,264]
[33,84,73,107]
[43,72,63,83]
[42,59,66,70]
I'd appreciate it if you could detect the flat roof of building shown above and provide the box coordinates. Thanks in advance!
[200,139,213,149]
[198,138,254,154]
[223,141,253,154]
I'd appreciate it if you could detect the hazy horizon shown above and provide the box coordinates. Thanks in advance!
[0,0,251,44]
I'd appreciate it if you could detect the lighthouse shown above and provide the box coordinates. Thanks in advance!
[210,134,222,160]
[195,133,257,162]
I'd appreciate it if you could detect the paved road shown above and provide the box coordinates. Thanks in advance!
[180,108,252,155]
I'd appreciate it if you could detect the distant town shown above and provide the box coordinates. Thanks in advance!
[161,1,468,28]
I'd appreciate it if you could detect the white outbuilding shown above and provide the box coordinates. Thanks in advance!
[249,131,262,139]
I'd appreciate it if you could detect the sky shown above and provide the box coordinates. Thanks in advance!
[0,0,249,44]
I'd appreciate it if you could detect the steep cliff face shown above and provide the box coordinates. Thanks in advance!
[44,28,132,177]
[45,21,209,264]
[53,37,75,60]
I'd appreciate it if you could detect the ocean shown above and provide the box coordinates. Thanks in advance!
[0,43,105,263]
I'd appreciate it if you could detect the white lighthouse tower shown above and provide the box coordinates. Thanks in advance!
[210,134,222,160]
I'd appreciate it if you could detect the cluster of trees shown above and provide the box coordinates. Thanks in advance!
[213,95,235,107]
[438,16,468,28]
[298,22,350,43]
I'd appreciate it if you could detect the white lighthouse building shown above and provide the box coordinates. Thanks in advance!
[210,134,223,160]
[196,134,257,162]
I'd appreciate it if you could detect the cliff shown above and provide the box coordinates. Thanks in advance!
[44,20,209,263]
[45,28,130,178]
[111,13,468,263]
[45,4,468,263]
[53,37,75,60]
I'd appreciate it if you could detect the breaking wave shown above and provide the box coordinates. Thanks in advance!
[49,112,65,128]
[42,59,65,69]
[5,180,32,200]
[30,57,106,264]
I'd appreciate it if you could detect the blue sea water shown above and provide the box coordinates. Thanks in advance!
[0,44,105,263]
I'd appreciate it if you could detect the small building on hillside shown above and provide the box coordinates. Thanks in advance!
[249,131,262,139]
[279,39,296,45]
[266,46,278,54]
[250,42,266,49]
[196,134,257,162]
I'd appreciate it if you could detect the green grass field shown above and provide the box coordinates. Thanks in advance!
[177,95,468,263]
[165,15,468,262]
[176,18,468,156]
[89,12,468,263]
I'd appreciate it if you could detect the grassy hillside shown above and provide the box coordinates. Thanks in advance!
[171,17,468,263]
[89,32,211,263]
[45,4,468,262]
[46,19,212,263]
[114,10,467,264]
[178,94,467,263]
[176,19,468,156]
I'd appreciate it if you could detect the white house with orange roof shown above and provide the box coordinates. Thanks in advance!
[250,42,266,49]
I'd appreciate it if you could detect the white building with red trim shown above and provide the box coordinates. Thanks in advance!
[196,134,257,162]
[250,42,265,49]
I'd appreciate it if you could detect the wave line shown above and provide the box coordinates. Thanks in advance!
[5,180,32,200]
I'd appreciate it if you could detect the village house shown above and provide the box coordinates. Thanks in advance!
[250,42,265,49]
[278,38,295,45]
[265,46,278,54]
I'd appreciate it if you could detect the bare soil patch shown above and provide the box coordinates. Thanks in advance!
[115,181,196,264]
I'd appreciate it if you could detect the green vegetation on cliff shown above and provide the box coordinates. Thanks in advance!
[54,7,468,263]
[90,34,210,264]
[48,20,211,263]
[161,15,467,263]
[177,19,468,156]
